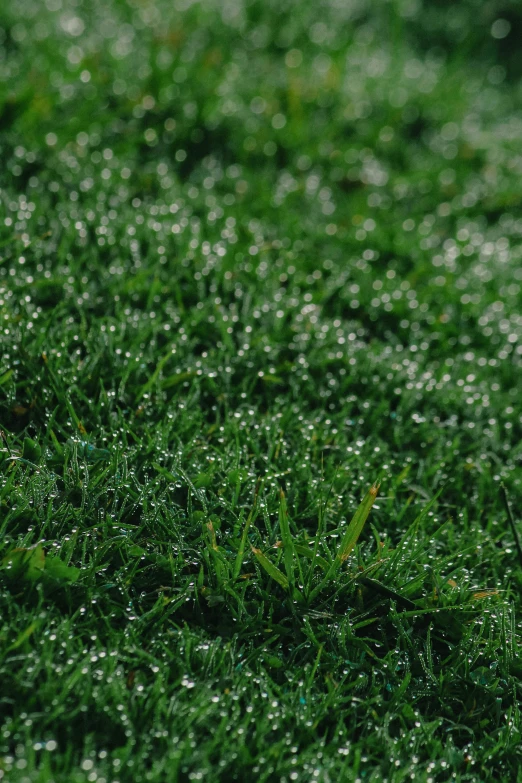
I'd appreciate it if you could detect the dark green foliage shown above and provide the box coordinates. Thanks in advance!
[1,1,522,780]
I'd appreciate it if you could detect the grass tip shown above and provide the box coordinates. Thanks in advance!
[370,481,381,497]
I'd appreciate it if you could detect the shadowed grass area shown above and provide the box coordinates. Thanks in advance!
[1,1,522,781]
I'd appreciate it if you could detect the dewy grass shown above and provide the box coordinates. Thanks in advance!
[309,481,379,601]
[2,0,522,780]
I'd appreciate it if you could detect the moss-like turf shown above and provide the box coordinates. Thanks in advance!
[2,1,522,780]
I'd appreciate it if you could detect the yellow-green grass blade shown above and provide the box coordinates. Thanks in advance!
[232,479,262,580]
[310,481,379,601]
[252,547,289,590]
[336,481,380,564]
[279,488,297,587]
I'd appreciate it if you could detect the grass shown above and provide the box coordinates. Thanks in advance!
[1,0,522,780]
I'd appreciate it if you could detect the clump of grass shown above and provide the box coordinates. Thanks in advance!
[1,0,522,780]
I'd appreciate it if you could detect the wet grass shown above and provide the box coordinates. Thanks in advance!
[1,0,522,780]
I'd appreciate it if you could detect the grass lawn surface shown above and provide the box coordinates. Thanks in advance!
[2,0,522,780]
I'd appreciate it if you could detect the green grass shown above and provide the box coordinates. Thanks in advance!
[2,0,522,780]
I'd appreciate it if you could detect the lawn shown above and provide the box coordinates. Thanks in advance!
[1,0,522,780]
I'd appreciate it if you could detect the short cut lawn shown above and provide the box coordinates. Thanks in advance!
[1,0,522,781]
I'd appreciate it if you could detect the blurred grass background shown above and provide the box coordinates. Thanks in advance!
[1,1,522,781]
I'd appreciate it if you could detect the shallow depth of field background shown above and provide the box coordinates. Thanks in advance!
[1,1,522,781]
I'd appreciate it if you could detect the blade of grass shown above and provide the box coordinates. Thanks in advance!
[0,369,13,386]
[294,544,329,571]
[206,522,228,587]
[251,547,289,590]
[232,478,262,580]
[135,348,176,402]
[336,481,380,563]
[383,487,445,577]
[309,481,379,601]
[307,462,340,591]
[357,576,417,610]
[279,488,297,589]
[500,483,522,568]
